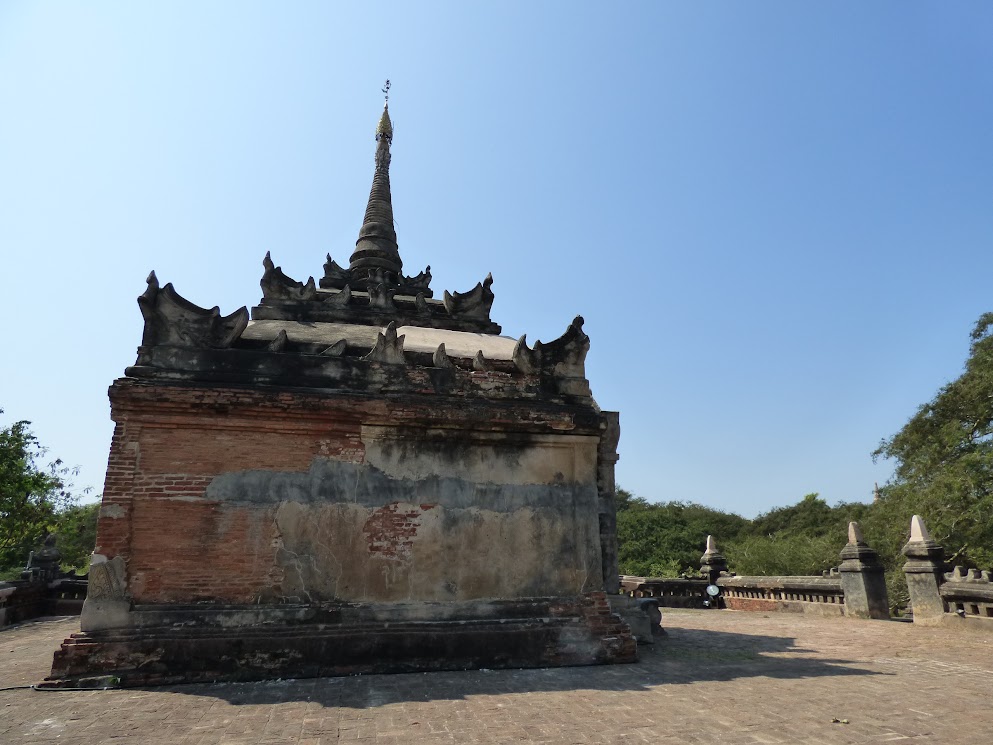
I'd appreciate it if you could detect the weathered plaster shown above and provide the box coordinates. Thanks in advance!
[396,327,517,359]
[203,454,602,603]
[361,428,597,486]
[100,504,126,519]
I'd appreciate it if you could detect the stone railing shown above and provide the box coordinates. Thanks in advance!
[941,567,993,619]
[47,578,88,616]
[618,536,730,614]
[717,574,846,616]
[0,577,88,628]
[620,571,848,616]
[619,576,712,608]
[1,537,89,627]
[902,515,993,628]
[0,581,47,627]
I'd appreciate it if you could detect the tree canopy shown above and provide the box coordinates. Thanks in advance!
[870,312,993,571]
[616,489,750,576]
[726,493,871,576]
[0,410,90,572]
[616,491,870,579]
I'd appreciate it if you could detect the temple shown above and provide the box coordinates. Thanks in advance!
[46,88,633,686]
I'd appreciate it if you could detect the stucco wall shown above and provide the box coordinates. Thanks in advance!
[100,382,605,607]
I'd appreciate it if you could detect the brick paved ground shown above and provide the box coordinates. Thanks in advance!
[2,610,992,744]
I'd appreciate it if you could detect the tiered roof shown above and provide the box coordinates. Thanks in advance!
[130,93,593,404]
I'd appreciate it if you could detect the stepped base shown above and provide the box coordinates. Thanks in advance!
[43,593,636,687]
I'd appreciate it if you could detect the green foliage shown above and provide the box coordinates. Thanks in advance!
[0,566,23,581]
[617,490,871,579]
[865,312,993,606]
[616,490,750,576]
[0,410,88,571]
[725,494,873,576]
[53,503,100,572]
[723,533,840,576]
[750,493,870,539]
[871,313,993,567]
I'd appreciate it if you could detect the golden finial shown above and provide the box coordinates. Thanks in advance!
[376,79,393,141]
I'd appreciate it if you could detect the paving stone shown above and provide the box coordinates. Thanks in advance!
[3,611,993,743]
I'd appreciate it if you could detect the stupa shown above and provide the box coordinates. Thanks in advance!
[46,85,633,686]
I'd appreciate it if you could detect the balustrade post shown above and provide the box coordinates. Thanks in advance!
[838,521,889,619]
[901,515,946,624]
[700,535,728,585]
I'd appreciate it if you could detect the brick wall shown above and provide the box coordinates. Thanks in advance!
[97,380,369,604]
[94,378,605,606]
[128,499,285,603]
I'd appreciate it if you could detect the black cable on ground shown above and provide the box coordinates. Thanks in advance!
[0,684,117,692]
[32,684,117,691]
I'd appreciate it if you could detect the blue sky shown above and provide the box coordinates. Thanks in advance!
[1,3,991,517]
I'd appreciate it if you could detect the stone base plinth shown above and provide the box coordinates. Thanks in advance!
[42,594,636,687]
[608,595,662,644]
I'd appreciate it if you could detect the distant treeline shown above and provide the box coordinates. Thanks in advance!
[617,491,868,579]
[616,488,980,613]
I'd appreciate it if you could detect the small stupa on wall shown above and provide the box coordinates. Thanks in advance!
[46,84,632,686]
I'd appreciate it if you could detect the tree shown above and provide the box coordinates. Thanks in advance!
[750,493,869,538]
[723,493,870,576]
[724,533,841,576]
[616,489,750,576]
[0,410,82,570]
[871,312,993,573]
[53,503,100,572]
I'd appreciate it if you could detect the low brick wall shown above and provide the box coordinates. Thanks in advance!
[717,575,845,617]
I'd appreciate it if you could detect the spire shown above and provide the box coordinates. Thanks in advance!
[349,80,402,279]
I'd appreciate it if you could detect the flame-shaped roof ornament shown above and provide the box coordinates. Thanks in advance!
[376,79,393,142]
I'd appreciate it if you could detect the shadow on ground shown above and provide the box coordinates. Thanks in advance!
[2,618,883,710]
[136,625,883,709]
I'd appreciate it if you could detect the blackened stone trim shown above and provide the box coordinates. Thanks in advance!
[43,593,635,687]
